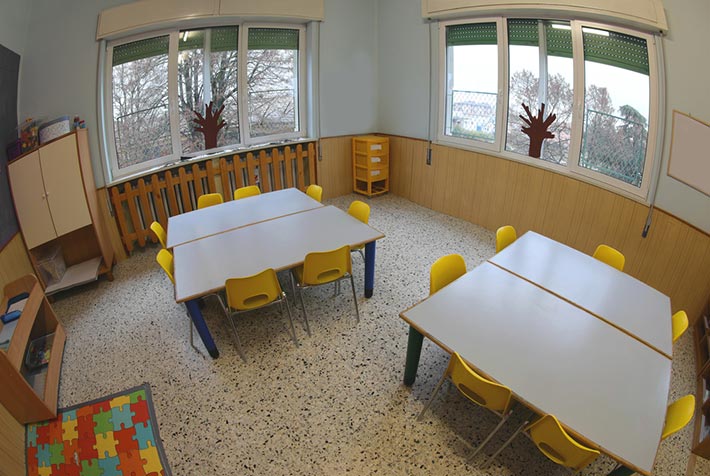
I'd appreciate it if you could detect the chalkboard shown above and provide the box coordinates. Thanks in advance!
[668,110,710,197]
[0,44,20,250]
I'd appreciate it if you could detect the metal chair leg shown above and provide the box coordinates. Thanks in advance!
[296,283,312,337]
[417,373,449,421]
[217,295,247,362]
[468,409,514,461]
[281,294,299,345]
[349,274,360,322]
[481,419,530,468]
[185,310,202,354]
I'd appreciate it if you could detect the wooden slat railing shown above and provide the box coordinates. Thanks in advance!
[109,142,318,252]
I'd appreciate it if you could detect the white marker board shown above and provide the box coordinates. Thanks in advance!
[668,110,710,196]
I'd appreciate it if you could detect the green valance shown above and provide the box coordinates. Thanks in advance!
[112,35,169,66]
[507,19,573,58]
[446,22,497,46]
[248,28,299,50]
[583,29,649,75]
[178,27,238,52]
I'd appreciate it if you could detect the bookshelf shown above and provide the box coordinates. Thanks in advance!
[0,274,65,423]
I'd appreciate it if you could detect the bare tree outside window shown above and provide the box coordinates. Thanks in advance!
[247,48,298,138]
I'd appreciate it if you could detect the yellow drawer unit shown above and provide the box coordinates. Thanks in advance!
[353,135,389,197]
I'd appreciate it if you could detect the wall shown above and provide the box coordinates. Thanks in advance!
[376,0,710,234]
[0,0,31,57]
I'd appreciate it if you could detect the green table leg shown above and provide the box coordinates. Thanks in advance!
[607,465,635,476]
[404,326,424,386]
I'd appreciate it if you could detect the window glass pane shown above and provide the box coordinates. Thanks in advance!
[210,27,239,146]
[178,29,206,153]
[581,28,650,187]
[506,20,573,165]
[247,28,299,138]
[444,23,497,143]
[111,36,172,169]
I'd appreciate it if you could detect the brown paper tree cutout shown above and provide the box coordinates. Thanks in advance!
[192,101,226,150]
[520,102,557,158]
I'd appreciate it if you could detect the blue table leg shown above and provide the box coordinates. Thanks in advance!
[364,241,376,298]
[404,326,424,386]
[185,299,219,358]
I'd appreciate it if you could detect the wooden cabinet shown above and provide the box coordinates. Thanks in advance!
[693,313,710,459]
[353,135,389,197]
[0,275,65,423]
[8,130,114,294]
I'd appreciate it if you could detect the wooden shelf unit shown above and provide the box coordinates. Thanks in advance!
[353,135,389,197]
[692,313,710,459]
[0,275,65,424]
[8,129,114,295]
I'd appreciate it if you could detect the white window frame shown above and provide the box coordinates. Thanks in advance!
[103,23,308,182]
[436,17,663,201]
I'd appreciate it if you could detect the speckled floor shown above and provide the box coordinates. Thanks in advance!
[50,193,709,476]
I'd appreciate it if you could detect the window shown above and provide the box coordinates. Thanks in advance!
[105,24,306,181]
[439,18,660,199]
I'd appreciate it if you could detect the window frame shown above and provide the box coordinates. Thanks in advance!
[436,16,662,201]
[103,22,307,182]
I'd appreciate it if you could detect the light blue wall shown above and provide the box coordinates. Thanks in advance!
[319,0,379,136]
[377,0,430,139]
[0,0,31,57]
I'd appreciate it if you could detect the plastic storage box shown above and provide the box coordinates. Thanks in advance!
[39,116,71,144]
[36,244,66,285]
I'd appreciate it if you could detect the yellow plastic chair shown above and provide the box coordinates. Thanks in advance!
[290,245,359,336]
[418,352,516,460]
[672,310,689,344]
[593,244,625,272]
[156,248,174,283]
[156,249,200,353]
[218,268,298,362]
[430,254,466,295]
[348,200,371,262]
[234,185,261,200]
[528,415,600,472]
[496,225,517,253]
[662,395,695,440]
[197,192,224,209]
[150,221,167,249]
[306,184,323,202]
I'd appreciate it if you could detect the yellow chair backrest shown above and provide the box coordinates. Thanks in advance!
[156,249,174,284]
[234,185,261,200]
[348,200,370,224]
[197,192,224,209]
[662,395,695,440]
[496,225,517,253]
[150,221,167,249]
[225,268,281,311]
[306,184,323,202]
[593,244,625,272]
[430,254,466,295]
[447,352,512,414]
[672,310,689,344]
[302,245,352,285]
[527,414,600,471]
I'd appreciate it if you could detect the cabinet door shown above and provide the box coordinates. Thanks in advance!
[39,135,91,237]
[8,151,57,249]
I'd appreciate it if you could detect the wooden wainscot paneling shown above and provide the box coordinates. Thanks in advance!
[388,136,710,323]
[318,136,354,199]
[0,400,24,476]
[0,234,33,301]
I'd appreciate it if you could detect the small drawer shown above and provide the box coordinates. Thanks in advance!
[355,167,389,181]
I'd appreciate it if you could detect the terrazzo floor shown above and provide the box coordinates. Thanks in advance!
[50,193,709,476]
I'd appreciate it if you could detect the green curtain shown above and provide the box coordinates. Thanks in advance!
[248,28,299,50]
[446,22,497,46]
[112,36,169,66]
[507,19,573,58]
[178,27,238,52]
[583,29,649,75]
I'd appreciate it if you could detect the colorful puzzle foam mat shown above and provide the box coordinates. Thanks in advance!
[26,383,171,476]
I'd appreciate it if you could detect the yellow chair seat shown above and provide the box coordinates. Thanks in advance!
[527,414,600,471]
[306,184,323,202]
[197,192,224,209]
[496,225,517,253]
[662,395,695,440]
[150,221,167,249]
[672,310,689,344]
[430,254,466,295]
[234,185,261,200]
[593,244,625,272]
[156,249,174,283]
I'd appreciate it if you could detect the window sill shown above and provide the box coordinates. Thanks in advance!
[107,137,317,187]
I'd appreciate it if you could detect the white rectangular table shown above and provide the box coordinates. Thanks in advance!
[166,188,322,248]
[400,263,671,475]
[174,206,384,357]
[489,231,672,359]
